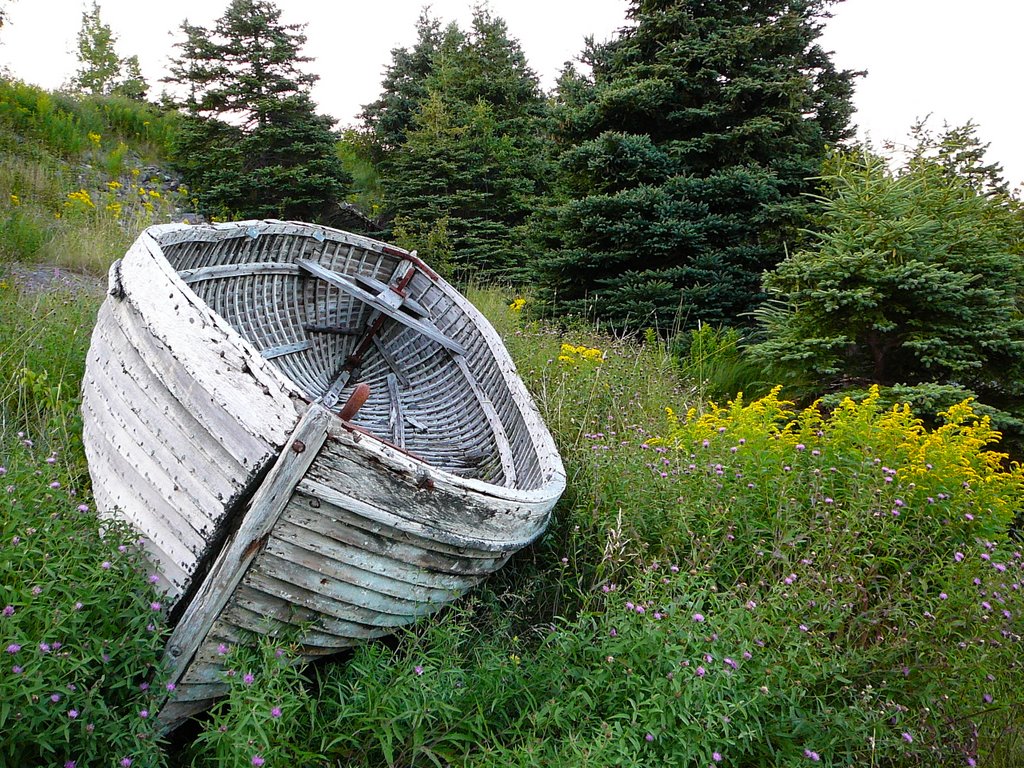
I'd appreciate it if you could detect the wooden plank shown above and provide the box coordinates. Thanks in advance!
[353,273,430,317]
[261,340,314,359]
[297,259,466,355]
[158,405,332,701]
[452,355,518,488]
[386,373,405,449]
[372,337,411,387]
[178,261,302,283]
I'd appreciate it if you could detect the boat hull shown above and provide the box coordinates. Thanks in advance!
[80,220,565,731]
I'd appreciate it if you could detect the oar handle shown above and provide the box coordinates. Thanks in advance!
[338,383,371,422]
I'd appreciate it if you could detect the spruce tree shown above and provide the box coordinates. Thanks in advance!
[368,8,552,279]
[534,0,858,331]
[72,2,149,98]
[751,139,1024,405]
[165,0,350,221]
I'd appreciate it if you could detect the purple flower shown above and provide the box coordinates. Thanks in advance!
[243,673,255,685]
[50,694,61,703]
[724,658,738,670]
[983,693,993,704]
[645,733,654,742]
[692,613,705,623]
[252,756,265,767]
[695,666,706,677]
[804,749,820,761]
[166,683,176,692]
[65,762,76,768]
[11,665,22,674]
[796,444,805,452]
[271,706,282,718]
[799,624,809,632]
[217,643,229,655]
[940,593,948,600]
[74,601,83,611]
[139,709,149,718]
[69,709,79,719]
[903,732,913,743]
[414,665,424,676]
[31,586,41,596]
[148,574,160,584]
[6,644,20,654]
[713,752,723,762]
[101,561,111,570]
[150,602,161,611]
[120,758,133,767]
[2,605,13,617]
[77,504,89,512]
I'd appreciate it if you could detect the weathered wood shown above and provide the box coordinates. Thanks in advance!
[452,355,518,488]
[386,373,405,448]
[178,261,302,283]
[158,405,332,701]
[297,258,466,355]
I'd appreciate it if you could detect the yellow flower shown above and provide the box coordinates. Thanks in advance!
[148,189,161,199]
[88,132,101,146]
[105,201,122,215]
[9,193,19,206]
[107,180,122,190]
[130,168,140,177]
[509,297,526,312]
[66,189,95,208]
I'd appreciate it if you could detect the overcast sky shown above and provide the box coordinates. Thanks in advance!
[1,0,1021,189]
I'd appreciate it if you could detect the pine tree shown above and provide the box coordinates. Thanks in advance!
[360,9,444,161]
[751,144,1024,404]
[165,0,350,221]
[534,0,859,331]
[369,8,552,279]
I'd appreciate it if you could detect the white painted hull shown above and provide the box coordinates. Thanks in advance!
[80,221,565,730]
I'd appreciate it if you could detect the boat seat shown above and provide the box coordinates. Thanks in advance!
[296,259,465,355]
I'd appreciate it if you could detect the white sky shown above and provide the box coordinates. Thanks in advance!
[1,0,1021,189]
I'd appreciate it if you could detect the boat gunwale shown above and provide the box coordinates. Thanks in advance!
[129,219,566,506]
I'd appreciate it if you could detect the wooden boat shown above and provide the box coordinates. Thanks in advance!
[80,220,565,730]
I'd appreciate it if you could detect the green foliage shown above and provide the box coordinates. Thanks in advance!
[165,0,350,221]
[187,639,324,767]
[368,8,553,281]
[71,2,149,100]
[751,143,1024,409]
[673,322,770,403]
[533,0,859,330]
[0,439,168,768]
[335,128,383,215]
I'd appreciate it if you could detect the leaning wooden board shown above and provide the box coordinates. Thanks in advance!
[80,220,566,731]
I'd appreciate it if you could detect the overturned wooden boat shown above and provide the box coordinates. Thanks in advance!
[81,220,565,730]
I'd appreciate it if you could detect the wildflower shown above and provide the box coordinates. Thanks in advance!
[743,651,752,660]
[101,561,111,570]
[713,752,722,762]
[217,643,229,655]
[39,643,51,653]
[167,683,176,692]
[252,756,265,766]
[645,733,654,742]
[9,194,20,206]
[69,709,79,719]
[2,605,13,617]
[31,586,41,596]
[796,444,805,451]
[6,644,21,654]
[983,693,993,704]
[12,665,22,674]
[695,666,706,677]
[799,624,809,632]
[955,552,964,562]
[692,613,705,623]
[149,574,160,584]
[271,706,282,718]
[77,504,89,512]
[804,749,820,761]
[903,732,913,743]
[940,593,948,600]
[724,658,738,670]
[243,673,255,685]
[414,665,424,676]
[65,762,76,768]
[88,132,101,145]
[609,628,617,637]
[139,709,149,718]
[51,694,61,702]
